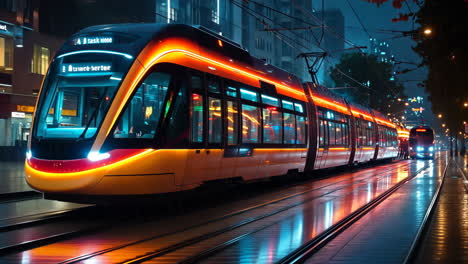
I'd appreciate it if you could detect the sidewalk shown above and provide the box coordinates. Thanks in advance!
[0,161,32,194]
[413,155,468,264]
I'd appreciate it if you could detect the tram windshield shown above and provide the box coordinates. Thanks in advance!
[34,51,134,139]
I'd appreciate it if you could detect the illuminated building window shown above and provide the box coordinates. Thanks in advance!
[169,8,177,22]
[31,44,50,75]
[0,36,13,72]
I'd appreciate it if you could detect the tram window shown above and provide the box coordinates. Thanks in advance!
[226,101,239,145]
[191,75,202,91]
[191,93,204,143]
[319,120,325,147]
[113,72,170,139]
[344,123,349,145]
[240,88,258,102]
[242,104,260,143]
[329,122,336,145]
[263,107,282,143]
[207,77,221,94]
[296,115,306,144]
[208,97,222,144]
[164,79,188,147]
[57,91,80,126]
[282,100,294,110]
[335,122,342,145]
[226,85,238,98]
[368,127,374,145]
[261,94,279,106]
[294,103,304,113]
[283,112,295,144]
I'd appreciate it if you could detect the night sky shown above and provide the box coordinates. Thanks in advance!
[313,0,433,126]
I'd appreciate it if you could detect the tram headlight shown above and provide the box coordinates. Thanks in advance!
[416,146,424,152]
[87,151,111,162]
[428,146,434,152]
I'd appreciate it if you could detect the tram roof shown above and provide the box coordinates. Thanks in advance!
[56,23,303,92]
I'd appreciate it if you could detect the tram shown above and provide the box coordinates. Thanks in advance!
[409,126,435,159]
[25,24,399,203]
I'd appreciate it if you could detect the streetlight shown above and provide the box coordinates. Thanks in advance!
[405,102,409,106]
[464,102,467,107]
[442,123,446,127]
[423,28,432,36]
[438,114,442,118]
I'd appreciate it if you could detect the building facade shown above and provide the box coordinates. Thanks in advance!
[368,37,395,64]
[0,0,63,158]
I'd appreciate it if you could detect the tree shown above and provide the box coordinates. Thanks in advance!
[363,0,468,134]
[329,53,406,116]
[412,0,468,135]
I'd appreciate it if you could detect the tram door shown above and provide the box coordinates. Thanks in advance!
[187,75,224,184]
[315,119,329,169]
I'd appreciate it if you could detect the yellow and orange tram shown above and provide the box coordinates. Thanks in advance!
[25,24,399,202]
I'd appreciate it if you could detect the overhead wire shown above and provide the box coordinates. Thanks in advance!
[235,0,375,92]
[345,0,372,39]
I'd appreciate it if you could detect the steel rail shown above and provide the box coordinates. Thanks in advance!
[0,207,92,233]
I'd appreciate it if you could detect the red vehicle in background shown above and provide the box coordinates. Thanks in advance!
[409,126,435,159]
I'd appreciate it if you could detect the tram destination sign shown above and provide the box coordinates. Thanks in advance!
[73,36,113,45]
[61,62,113,74]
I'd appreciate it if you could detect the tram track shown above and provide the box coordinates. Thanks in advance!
[159,160,434,264]
[0,160,410,262]
[275,160,437,264]
[48,161,415,264]
[0,206,115,256]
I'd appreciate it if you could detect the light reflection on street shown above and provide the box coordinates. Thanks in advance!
[201,160,437,264]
